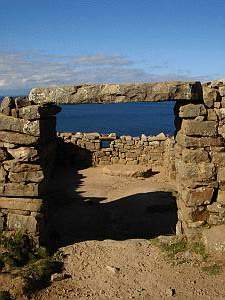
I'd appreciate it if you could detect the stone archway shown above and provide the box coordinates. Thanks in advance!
[1,79,225,247]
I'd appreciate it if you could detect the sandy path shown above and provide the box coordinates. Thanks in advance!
[34,166,225,299]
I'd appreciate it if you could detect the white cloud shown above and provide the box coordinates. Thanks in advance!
[73,54,132,66]
[0,50,217,95]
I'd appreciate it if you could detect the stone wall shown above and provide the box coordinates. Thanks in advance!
[0,96,61,243]
[2,79,225,246]
[175,79,225,240]
[57,132,175,176]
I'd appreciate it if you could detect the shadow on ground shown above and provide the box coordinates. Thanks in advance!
[46,141,178,249]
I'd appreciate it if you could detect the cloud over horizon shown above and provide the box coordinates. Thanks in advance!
[0,50,217,95]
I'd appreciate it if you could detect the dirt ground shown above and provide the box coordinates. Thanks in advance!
[33,166,225,299]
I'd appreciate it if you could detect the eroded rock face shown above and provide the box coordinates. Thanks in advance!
[29,81,202,104]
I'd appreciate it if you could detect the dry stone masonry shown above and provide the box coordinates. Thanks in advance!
[2,79,225,249]
[58,132,175,177]
[175,80,225,245]
[0,96,61,243]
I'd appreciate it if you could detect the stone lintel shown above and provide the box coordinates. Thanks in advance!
[29,81,202,104]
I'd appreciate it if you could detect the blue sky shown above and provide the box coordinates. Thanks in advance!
[0,0,225,95]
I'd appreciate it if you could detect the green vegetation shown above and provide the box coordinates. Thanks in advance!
[202,263,222,276]
[22,258,63,296]
[150,236,223,276]
[150,237,188,259]
[190,242,208,260]
[0,232,63,298]
[0,232,50,269]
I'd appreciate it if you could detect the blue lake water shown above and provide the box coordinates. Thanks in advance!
[57,102,175,136]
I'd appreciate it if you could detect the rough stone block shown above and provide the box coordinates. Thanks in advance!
[2,182,40,197]
[181,120,217,137]
[15,96,32,108]
[0,148,8,162]
[182,148,209,163]
[178,103,206,118]
[207,109,218,121]
[0,131,38,145]
[176,133,223,148]
[178,200,208,222]
[215,108,225,120]
[219,86,225,97]
[3,160,42,173]
[212,152,225,167]
[7,147,39,162]
[218,124,225,139]
[177,161,215,186]
[182,187,214,207]
[217,167,225,183]
[18,104,61,120]
[8,170,44,183]
[0,167,7,183]
[207,202,225,214]
[217,190,225,205]
[203,86,220,108]
[0,97,15,115]
[0,197,43,212]
[7,213,41,234]
[29,81,202,104]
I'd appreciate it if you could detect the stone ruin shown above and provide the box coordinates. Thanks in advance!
[1,79,225,250]
[0,97,61,244]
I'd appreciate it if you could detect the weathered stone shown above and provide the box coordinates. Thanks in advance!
[2,182,40,197]
[182,187,214,207]
[212,151,225,167]
[0,142,16,149]
[203,86,220,108]
[219,86,225,97]
[7,213,41,234]
[177,161,215,185]
[29,81,202,104]
[0,197,43,212]
[0,97,15,115]
[11,109,18,118]
[0,148,8,161]
[207,109,218,121]
[214,102,221,108]
[207,214,225,226]
[181,120,217,136]
[176,132,223,148]
[207,202,225,214]
[217,167,225,183]
[182,148,209,163]
[178,103,206,118]
[0,113,56,137]
[0,167,7,183]
[3,160,42,172]
[203,225,225,252]
[9,169,44,183]
[7,147,39,162]
[15,96,32,108]
[218,124,225,139]
[178,200,208,222]
[217,190,225,205]
[215,108,225,120]
[18,104,61,120]
[0,131,38,145]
